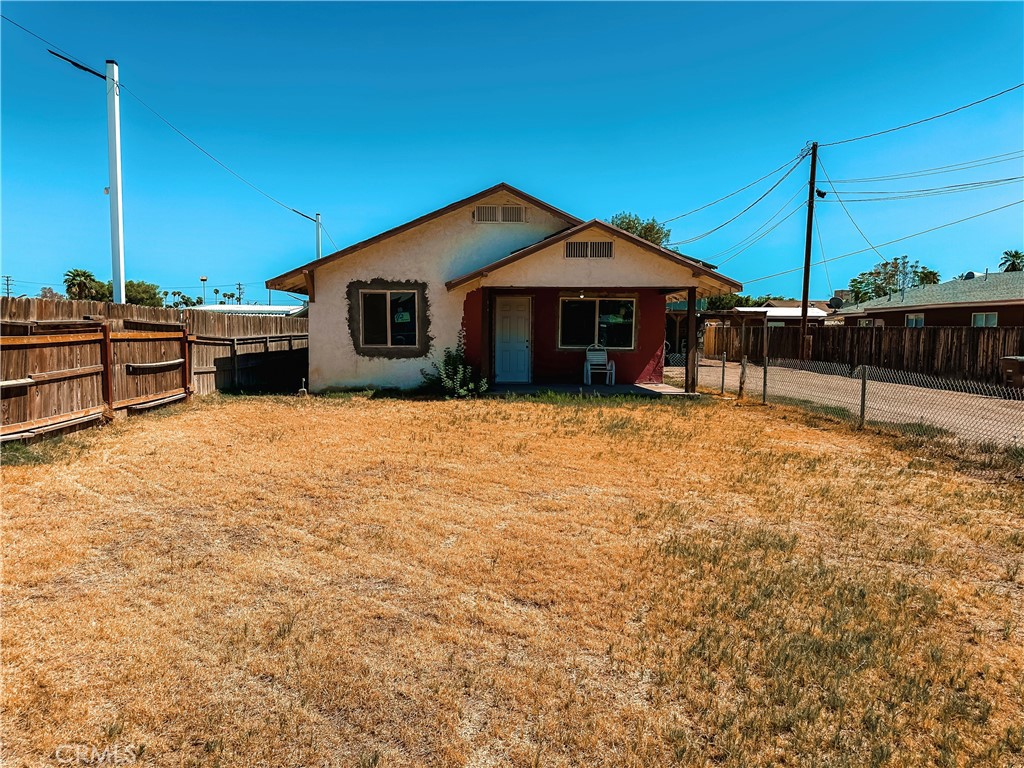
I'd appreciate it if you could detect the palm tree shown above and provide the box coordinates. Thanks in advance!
[1000,249,1024,272]
[63,269,97,300]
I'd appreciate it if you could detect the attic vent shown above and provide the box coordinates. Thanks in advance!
[501,205,525,223]
[475,204,526,223]
[565,241,613,259]
[475,205,499,223]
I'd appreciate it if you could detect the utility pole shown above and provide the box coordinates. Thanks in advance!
[315,212,322,260]
[2,275,13,298]
[798,141,819,360]
[48,51,126,303]
[106,60,126,304]
[236,282,245,304]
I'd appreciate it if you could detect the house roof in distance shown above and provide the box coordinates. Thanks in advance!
[836,271,1024,314]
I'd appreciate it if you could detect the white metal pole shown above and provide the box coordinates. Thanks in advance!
[315,212,322,260]
[106,60,126,304]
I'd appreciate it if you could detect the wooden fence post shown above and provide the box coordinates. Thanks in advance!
[762,357,768,404]
[739,355,747,399]
[181,328,192,397]
[100,322,115,419]
[859,364,868,429]
[231,337,239,389]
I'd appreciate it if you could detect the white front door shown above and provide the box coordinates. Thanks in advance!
[495,296,531,383]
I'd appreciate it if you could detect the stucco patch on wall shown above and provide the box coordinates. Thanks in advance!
[345,279,432,359]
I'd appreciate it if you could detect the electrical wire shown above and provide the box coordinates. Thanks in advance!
[0,14,89,68]
[819,177,1023,203]
[828,150,1024,183]
[668,153,807,245]
[814,214,833,296]
[319,222,339,252]
[741,199,1023,285]
[660,148,808,224]
[715,200,807,267]
[816,155,888,262]
[820,83,1024,147]
[707,184,807,261]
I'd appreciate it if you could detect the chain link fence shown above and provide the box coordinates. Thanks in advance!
[692,354,1024,449]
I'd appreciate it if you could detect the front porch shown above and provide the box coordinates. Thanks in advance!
[461,286,702,392]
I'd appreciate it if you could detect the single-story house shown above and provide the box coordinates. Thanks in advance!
[266,183,742,391]
[735,305,830,327]
[836,271,1024,327]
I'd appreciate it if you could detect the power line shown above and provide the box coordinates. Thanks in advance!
[829,150,1024,184]
[820,177,1024,203]
[813,215,833,296]
[118,85,317,223]
[707,184,807,261]
[660,149,808,224]
[3,14,323,228]
[668,153,807,245]
[820,83,1024,147]
[715,200,807,267]
[741,199,1024,285]
[319,221,339,252]
[816,155,888,262]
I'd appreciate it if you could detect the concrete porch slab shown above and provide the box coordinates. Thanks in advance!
[486,382,695,398]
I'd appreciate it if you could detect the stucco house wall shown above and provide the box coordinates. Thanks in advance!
[307,191,572,390]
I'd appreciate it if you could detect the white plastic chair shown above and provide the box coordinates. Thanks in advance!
[584,344,615,385]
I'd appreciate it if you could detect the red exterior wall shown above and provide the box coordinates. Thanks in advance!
[462,287,667,384]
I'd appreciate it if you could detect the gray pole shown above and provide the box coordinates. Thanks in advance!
[200,276,207,305]
[859,365,868,429]
[720,352,726,394]
[106,61,126,304]
[762,357,768,404]
[316,213,322,260]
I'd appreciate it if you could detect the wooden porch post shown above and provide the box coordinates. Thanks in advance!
[686,287,698,392]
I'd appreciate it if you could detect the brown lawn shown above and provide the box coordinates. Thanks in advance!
[2,393,1023,767]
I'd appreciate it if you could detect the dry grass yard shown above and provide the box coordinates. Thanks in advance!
[2,393,1023,767]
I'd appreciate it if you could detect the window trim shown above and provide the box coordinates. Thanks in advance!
[557,296,636,351]
[905,313,924,328]
[358,289,419,348]
[972,312,998,327]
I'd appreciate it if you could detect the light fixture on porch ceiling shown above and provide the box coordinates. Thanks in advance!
[579,290,585,299]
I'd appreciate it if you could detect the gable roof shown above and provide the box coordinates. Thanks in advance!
[444,219,743,292]
[266,183,583,293]
[836,271,1024,314]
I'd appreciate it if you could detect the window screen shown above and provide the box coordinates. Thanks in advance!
[389,291,417,346]
[598,299,634,348]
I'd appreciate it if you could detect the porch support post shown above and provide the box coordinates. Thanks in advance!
[685,287,698,393]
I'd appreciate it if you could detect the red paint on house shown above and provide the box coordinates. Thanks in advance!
[461,287,667,384]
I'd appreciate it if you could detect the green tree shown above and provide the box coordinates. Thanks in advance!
[63,269,98,300]
[847,256,941,300]
[608,212,671,247]
[1000,249,1024,272]
[38,286,64,300]
[124,280,165,307]
[705,293,792,311]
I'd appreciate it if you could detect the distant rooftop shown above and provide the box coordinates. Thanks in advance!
[836,271,1024,314]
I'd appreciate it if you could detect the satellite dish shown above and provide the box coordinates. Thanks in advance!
[827,296,844,309]
[964,271,976,280]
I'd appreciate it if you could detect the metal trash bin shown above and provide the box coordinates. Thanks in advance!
[1001,356,1024,388]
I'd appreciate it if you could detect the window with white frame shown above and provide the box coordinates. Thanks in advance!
[559,297,635,349]
[564,241,613,259]
[359,290,418,347]
[905,313,924,328]
[475,204,525,223]
[972,312,998,327]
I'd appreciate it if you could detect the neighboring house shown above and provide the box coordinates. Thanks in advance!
[266,183,741,391]
[836,271,1024,327]
[735,305,830,327]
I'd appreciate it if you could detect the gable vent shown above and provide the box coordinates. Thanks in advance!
[501,205,525,223]
[475,205,499,223]
[565,241,613,259]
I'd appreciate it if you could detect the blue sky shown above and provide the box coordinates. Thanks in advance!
[2,1,1022,302]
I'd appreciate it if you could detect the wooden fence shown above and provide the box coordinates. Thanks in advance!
[702,324,1024,383]
[1,298,308,440]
